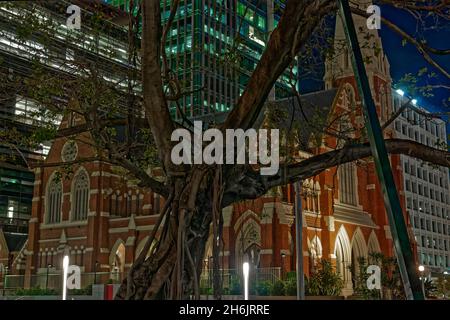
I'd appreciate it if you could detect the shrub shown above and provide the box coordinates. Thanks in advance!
[229,275,241,295]
[13,287,58,296]
[270,280,285,296]
[284,278,297,296]
[255,281,271,296]
[305,259,344,296]
[199,287,213,295]
[69,284,92,296]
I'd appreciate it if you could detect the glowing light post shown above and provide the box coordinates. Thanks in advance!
[243,262,249,300]
[418,265,425,298]
[62,255,69,300]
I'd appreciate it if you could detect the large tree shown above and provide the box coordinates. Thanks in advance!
[1,0,449,300]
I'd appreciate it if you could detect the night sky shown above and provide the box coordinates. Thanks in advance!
[299,4,450,134]
[380,4,449,114]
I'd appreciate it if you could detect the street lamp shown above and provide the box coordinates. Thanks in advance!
[46,264,53,290]
[243,262,249,300]
[3,266,8,296]
[62,255,69,300]
[418,265,425,298]
[281,253,286,279]
[93,261,99,285]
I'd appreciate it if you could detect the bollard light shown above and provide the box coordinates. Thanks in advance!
[243,262,249,300]
[418,265,425,272]
[62,255,69,300]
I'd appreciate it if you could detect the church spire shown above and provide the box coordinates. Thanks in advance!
[324,0,391,89]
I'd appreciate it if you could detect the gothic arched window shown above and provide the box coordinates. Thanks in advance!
[72,169,89,220]
[338,162,358,206]
[46,175,62,223]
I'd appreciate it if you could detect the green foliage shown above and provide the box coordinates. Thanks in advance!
[255,280,271,296]
[305,259,344,296]
[435,275,450,298]
[68,284,92,296]
[269,280,286,296]
[351,252,405,300]
[13,287,58,296]
[229,275,241,295]
[284,278,297,296]
[199,287,213,295]
[423,279,437,298]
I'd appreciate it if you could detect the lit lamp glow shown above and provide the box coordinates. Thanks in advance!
[418,265,425,272]
[243,262,249,300]
[62,255,69,300]
[396,89,405,96]
[412,99,417,105]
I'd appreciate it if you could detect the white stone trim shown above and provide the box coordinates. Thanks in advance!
[136,225,154,231]
[262,203,275,224]
[260,249,273,255]
[366,184,376,190]
[100,248,110,253]
[126,236,136,246]
[38,236,87,243]
[40,220,88,229]
[234,210,260,232]
[219,251,230,257]
[108,227,129,234]
[222,206,233,227]
[323,216,335,231]
[384,225,392,239]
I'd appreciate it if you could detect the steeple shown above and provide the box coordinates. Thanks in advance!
[324,0,391,89]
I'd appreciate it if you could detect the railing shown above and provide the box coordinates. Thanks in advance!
[3,271,124,292]
[199,267,281,290]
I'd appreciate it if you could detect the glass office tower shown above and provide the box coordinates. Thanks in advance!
[105,0,296,120]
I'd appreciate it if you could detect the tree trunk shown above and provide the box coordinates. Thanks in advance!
[115,168,219,300]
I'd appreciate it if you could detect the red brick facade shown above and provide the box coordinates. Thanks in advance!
[18,8,418,296]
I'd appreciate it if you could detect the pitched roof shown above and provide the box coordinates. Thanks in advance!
[268,88,339,150]
[3,231,28,253]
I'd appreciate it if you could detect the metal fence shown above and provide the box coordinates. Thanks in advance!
[199,267,281,289]
[3,271,124,291]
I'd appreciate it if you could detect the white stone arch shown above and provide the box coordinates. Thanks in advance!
[367,230,381,254]
[70,166,90,221]
[351,227,368,259]
[110,239,126,279]
[45,171,63,224]
[235,217,261,270]
[350,227,368,284]
[309,235,323,259]
[334,225,352,292]
[342,83,356,111]
[308,235,323,273]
